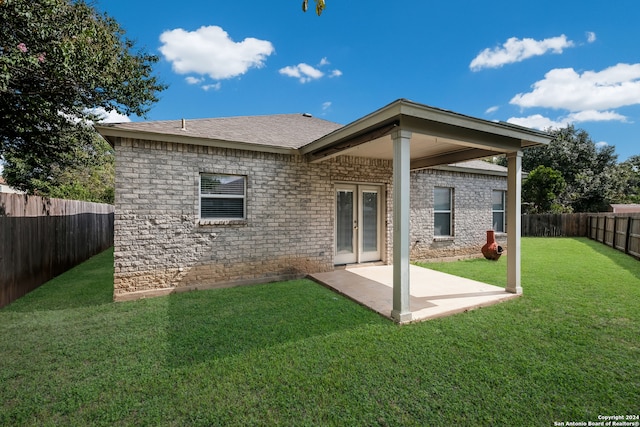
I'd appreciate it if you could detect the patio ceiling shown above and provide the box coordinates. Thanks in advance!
[301,99,551,168]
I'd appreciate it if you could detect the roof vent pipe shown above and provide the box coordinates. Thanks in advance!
[181,118,186,131]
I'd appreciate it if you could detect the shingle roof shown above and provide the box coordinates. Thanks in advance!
[100,114,343,149]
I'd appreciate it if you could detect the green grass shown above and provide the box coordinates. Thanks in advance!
[1,238,639,426]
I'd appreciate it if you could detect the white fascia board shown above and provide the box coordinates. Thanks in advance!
[299,100,403,156]
[398,100,552,146]
[429,164,508,177]
[300,99,551,157]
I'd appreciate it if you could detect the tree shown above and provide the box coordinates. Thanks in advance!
[5,133,115,203]
[619,155,640,203]
[501,125,627,212]
[2,124,116,203]
[522,165,567,214]
[302,0,326,15]
[0,0,165,195]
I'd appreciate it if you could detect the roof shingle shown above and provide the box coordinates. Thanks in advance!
[101,114,343,149]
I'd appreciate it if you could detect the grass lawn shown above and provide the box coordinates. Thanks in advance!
[1,238,639,426]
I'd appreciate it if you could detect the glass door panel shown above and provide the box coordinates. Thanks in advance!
[335,185,382,265]
[360,187,381,262]
[335,186,357,264]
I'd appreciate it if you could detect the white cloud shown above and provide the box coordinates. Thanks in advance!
[202,83,222,91]
[507,110,627,131]
[279,63,324,83]
[90,108,131,124]
[507,114,568,130]
[186,75,223,92]
[596,141,609,149]
[470,34,574,71]
[280,57,342,83]
[159,26,275,80]
[485,106,499,114]
[510,63,640,111]
[587,31,597,43]
[185,76,204,85]
[565,110,627,123]
[322,101,332,110]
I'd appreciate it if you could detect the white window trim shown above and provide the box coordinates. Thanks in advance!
[492,190,506,233]
[434,187,454,237]
[199,174,247,224]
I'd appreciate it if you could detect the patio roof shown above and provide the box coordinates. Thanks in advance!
[301,99,550,168]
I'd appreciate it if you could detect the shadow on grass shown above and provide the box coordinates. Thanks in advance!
[572,237,640,280]
[165,279,383,368]
[2,248,114,312]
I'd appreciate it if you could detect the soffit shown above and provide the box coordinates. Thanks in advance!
[302,99,552,169]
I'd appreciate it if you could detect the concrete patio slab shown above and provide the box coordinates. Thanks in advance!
[309,264,520,323]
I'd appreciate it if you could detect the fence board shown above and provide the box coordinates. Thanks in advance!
[604,216,615,247]
[0,194,114,308]
[629,217,640,259]
[614,217,628,251]
[585,213,640,260]
[521,213,589,237]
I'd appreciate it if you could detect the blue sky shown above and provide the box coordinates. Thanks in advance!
[96,0,640,161]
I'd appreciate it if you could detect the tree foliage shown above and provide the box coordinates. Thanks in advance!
[4,133,115,203]
[302,0,326,15]
[0,0,165,196]
[618,155,640,204]
[504,125,629,213]
[522,165,566,214]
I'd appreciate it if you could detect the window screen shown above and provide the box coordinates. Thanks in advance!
[200,174,246,219]
[434,187,453,236]
[492,190,506,233]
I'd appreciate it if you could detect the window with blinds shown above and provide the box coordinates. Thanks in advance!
[200,174,246,220]
[434,187,453,237]
[492,190,506,233]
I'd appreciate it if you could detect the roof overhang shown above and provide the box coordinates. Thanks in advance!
[300,99,552,169]
[94,126,296,155]
[95,99,552,170]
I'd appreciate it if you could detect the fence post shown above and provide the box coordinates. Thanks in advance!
[626,216,632,254]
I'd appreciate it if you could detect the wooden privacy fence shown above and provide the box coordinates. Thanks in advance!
[522,212,640,259]
[0,193,114,308]
[587,214,640,259]
[521,213,590,237]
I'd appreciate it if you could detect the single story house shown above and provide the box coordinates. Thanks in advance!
[0,177,24,194]
[97,99,551,322]
[609,204,640,214]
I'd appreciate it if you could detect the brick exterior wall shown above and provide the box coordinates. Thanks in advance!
[113,138,393,299]
[113,137,507,299]
[410,168,507,260]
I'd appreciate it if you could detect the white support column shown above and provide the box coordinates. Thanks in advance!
[506,151,522,294]
[391,129,412,322]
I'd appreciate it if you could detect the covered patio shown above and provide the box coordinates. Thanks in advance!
[301,99,552,323]
[310,264,519,323]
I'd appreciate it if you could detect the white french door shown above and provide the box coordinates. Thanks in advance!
[335,184,383,265]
